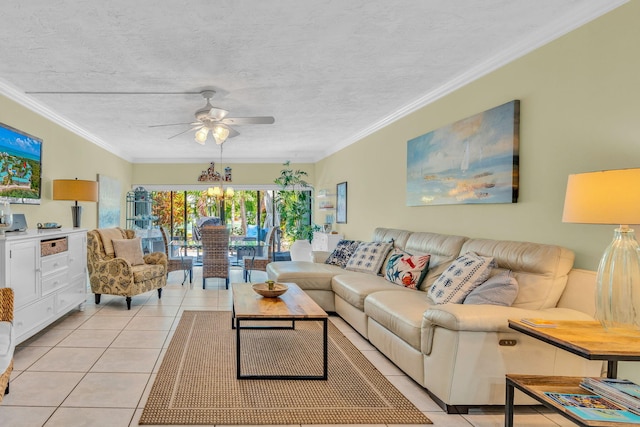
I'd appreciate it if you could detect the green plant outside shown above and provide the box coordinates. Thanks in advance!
[275,161,315,243]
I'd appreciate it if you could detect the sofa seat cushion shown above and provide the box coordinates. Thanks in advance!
[364,290,434,351]
[0,321,15,372]
[267,261,344,291]
[132,264,165,282]
[332,274,400,310]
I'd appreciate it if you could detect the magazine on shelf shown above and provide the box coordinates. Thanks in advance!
[520,318,557,328]
[544,392,640,422]
[580,377,640,415]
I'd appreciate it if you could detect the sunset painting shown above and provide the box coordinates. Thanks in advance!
[406,100,519,206]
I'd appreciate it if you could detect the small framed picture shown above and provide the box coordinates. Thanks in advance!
[336,182,347,224]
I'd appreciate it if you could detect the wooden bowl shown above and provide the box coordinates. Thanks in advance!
[252,282,288,298]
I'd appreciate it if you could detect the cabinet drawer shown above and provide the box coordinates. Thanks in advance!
[55,279,86,315]
[42,270,68,295]
[41,252,69,276]
[41,237,68,256]
[14,296,55,342]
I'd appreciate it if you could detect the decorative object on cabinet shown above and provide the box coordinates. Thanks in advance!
[97,174,121,228]
[0,228,87,345]
[0,287,14,401]
[52,178,99,227]
[0,201,13,235]
[406,100,520,206]
[86,228,167,310]
[562,168,640,331]
[336,182,347,224]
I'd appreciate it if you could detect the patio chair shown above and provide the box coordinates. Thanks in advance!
[201,225,230,289]
[243,226,277,281]
[160,227,193,284]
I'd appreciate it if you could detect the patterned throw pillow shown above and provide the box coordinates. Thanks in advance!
[112,237,145,266]
[325,240,361,268]
[428,252,496,304]
[463,271,519,306]
[345,241,393,274]
[385,249,431,290]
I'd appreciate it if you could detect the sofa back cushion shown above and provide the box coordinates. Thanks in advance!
[371,228,412,249]
[401,232,468,291]
[460,238,575,310]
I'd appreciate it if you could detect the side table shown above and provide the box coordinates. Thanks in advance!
[505,319,640,426]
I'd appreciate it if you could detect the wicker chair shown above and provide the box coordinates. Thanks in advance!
[160,227,193,284]
[87,228,167,309]
[201,226,230,289]
[0,288,14,402]
[243,226,277,281]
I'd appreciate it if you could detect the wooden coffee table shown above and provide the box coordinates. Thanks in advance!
[231,282,328,380]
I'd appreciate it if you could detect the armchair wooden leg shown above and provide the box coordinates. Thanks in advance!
[225,278,229,289]
[4,382,9,395]
[126,297,132,310]
[189,268,193,283]
[157,288,162,299]
[95,294,101,305]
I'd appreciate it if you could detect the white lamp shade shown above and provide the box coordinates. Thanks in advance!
[562,168,640,225]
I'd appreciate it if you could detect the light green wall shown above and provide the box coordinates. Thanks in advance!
[0,96,132,229]
[316,2,640,271]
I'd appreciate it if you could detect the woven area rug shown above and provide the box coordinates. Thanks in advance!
[140,310,432,425]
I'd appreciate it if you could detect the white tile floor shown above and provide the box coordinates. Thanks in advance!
[0,267,573,427]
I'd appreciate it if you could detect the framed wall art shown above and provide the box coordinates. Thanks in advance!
[406,100,520,206]
[97,174,121,228]
[336,182,347,224]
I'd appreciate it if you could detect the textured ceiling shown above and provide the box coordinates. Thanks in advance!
[0,1,625,163]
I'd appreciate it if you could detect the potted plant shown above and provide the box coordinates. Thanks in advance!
[274,161,315,254]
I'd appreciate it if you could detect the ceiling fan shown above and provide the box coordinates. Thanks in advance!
[149,90,275,145]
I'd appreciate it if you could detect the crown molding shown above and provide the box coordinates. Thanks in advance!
[0,77,132,162]
[322,0,628,160]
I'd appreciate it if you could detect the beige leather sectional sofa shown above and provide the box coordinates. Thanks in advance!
[267,227,603,413]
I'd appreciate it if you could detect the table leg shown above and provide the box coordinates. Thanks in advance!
[505,378,515,427]
[607,360,618,378]
[322,318,328,380]
[236,318,242,379]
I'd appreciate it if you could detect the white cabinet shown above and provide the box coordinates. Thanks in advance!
[0,228,87,344]
[312,232,344,252]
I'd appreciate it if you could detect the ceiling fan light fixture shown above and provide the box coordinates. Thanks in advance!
[195,127,208,144]
[212,124,230,145]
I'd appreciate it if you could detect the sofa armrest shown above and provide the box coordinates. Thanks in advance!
[422,304,595,333]
[312,251,331,263]
[420,304,596,355]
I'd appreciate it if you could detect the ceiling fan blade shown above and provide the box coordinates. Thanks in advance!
[209,107,229,121]
[168,126,200,140]
[149,122,195,128]
[221,116,275,125]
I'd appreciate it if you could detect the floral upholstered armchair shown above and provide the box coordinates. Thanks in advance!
[87,228,167,310]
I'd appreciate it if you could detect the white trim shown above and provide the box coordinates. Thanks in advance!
[0,77,132,162]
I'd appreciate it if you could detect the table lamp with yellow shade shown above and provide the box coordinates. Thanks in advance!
[52,178,99,228]
[562,168,640,331]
